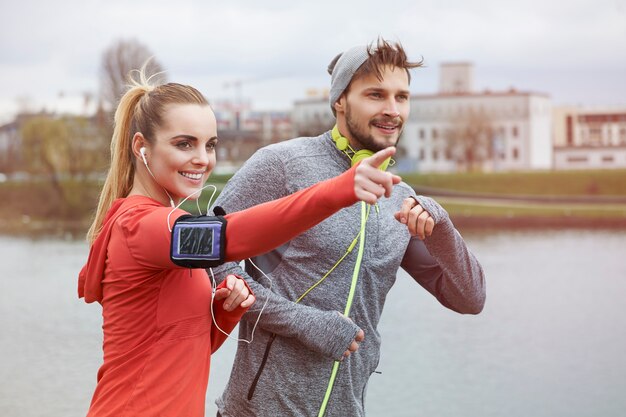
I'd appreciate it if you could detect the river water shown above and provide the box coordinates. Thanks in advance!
[0,230,624,417]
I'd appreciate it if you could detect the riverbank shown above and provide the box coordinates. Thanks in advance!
[407,168,626,231]
[2,168,626,238]
[3,212,625,240]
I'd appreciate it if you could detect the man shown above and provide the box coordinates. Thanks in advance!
[213,39,486,417]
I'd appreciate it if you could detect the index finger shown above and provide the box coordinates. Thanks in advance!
[224,274,237,290]
[361,147,396,169]
[398,198,417,223]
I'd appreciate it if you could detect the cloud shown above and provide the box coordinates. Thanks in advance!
[1,0,625,121]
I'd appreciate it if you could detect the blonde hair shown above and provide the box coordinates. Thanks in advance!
[86,64,208,244]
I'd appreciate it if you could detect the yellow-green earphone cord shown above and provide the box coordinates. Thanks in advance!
[317,201,368,417]
[295,204,371,304]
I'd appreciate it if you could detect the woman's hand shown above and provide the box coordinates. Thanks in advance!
[353,147,402,205]
[214,274,256,311]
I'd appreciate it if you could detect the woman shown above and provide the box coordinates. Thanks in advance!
[78,69,400,417]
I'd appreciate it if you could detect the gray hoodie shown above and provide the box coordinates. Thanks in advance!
[213,131,485,417]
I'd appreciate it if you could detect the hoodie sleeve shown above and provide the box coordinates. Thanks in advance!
[401,195,486,314]
[122,205,189,271]
[209,277,253,353]
[222,163,358,262]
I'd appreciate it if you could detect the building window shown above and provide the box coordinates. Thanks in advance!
[602,156,614,163]
[512,126,519,138]
[419,129,425,139]
[619,127,626,144]
[432,150,438,161]
[512,147,519,160]
[432,129,438,139]
[567,156,588,163]
[445,149,452,160]
[419,149,425,160]
[566,116,574,145]
[589,125,602,144]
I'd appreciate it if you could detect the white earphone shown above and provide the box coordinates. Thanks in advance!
[138,145,175,208]
[140,146,148,166]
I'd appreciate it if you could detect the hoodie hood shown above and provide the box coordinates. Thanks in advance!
[78,198,132,304]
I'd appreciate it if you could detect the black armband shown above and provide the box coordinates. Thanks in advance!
[170,214,227,268]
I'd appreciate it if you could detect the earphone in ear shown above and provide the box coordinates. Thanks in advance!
[140,147,148,166]
[138,145,176,208]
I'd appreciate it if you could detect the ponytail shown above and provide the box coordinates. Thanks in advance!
[86,87,145,244]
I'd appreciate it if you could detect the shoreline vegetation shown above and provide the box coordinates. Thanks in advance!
[2,169,626,239]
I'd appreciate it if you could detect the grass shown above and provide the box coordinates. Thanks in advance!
[2,168,626,236]
[402,169,626,196]
[439,200,626,219]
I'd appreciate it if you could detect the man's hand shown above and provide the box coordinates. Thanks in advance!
[342,328,365,360]
[214,274,256,311]
[394,197,435,240]
[337,312,365,360]
[354,147,402,205]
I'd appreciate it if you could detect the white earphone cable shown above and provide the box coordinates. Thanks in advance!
[166,183,218,232]
[208,258,272,344]
[163,182,269,344]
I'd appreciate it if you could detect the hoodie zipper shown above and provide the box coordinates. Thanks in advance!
[247,333,277,400]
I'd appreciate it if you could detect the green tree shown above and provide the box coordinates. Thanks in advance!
[20,115,108,217]
[65,116,110,178]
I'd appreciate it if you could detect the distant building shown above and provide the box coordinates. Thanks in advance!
[213,100,292,143]
[242,111,292,143]
[211,101,293,173]
[439,62,474,95]
[553,106,626,169]
[213,129,265,174]
[292,96,334,138]
[404,89,552,173]
[291,88,333,137]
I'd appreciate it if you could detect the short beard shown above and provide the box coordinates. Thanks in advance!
[345,103,403,152]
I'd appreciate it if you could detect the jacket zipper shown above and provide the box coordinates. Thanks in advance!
[247,333,277,400]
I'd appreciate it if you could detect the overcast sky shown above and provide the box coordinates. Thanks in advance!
[1,0,625,123]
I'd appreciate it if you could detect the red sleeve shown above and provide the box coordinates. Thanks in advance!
[123,205,189,270]
[223,163,358,262]
[209,277,253,353]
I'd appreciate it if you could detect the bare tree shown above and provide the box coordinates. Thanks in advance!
[444,108,494,172]
[99,38,167,111]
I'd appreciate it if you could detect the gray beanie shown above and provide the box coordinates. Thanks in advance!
[328,45,371,115]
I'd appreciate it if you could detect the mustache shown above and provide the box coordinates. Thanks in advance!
[371,116,403,126]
